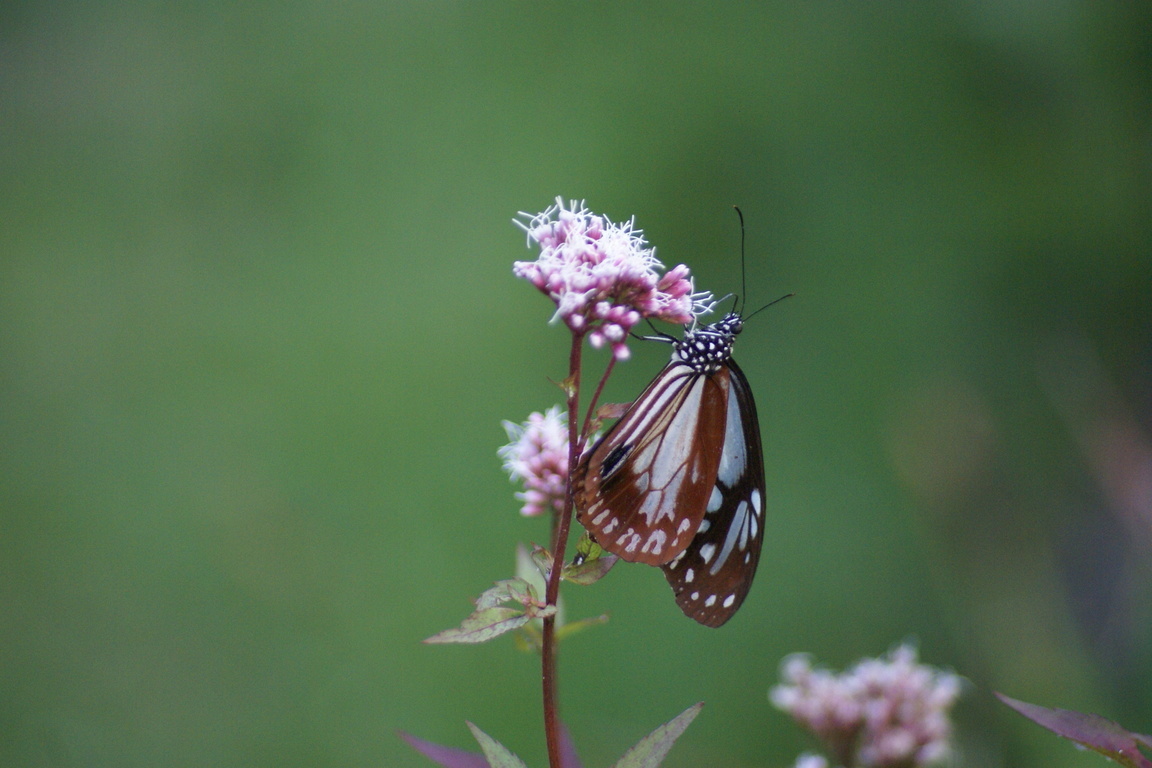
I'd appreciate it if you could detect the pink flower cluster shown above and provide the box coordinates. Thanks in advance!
[771,645,962,768]
[513,197,713,360]
[498,407,569,517]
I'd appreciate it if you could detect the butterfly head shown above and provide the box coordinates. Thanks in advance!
[673,312,743,374]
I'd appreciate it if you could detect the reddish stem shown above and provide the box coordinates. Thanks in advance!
[580,356,617,441]
[542,331,584,768]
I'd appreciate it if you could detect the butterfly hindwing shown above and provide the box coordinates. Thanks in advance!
[661,358,765,627]
[573,363,730,566]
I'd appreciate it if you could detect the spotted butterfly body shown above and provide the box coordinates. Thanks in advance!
[573,313,766,627]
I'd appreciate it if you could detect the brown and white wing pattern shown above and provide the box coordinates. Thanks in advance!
[661,358,765,627]
[573,311,768,627]
[573,361,730,565]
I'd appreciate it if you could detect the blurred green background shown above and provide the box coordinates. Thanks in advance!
[2,2,1150,766]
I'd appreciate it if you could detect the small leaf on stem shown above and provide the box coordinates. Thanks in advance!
[571,533,601,566]
[597,402,632,420]
[425,577,556,645]
[424,607,532,645]
[475,579,538,611]
[520,543,564,631]
[997,692,1152,768]
[466,722,530,768]
[556,373,578,398]
[528,544,554,584]
[612,702,704,768]
[584,401,632,436]
[563,553,618,585]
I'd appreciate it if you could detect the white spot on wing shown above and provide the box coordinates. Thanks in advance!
[617,530,641,553]
[705,594,717,607]
[715,381,748,486]
[641,530,667,555]
[723,594,735,608]
[685,568,694,583]
[707,486,723,513]
[699,543,716,564]
[710,501,747,575]
[637,489,664,528]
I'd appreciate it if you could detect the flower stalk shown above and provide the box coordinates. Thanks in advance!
[540,330,584,768]
[509,197,708,768]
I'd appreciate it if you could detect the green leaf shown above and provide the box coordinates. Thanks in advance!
[519,544,564,628]
[612,702,704,768]
[997,693,1152,768]
[562,553,618,585]
[475,578,537,611]
[424,606,531,644]
[529,544,554,583]
[573,534,602,562]
[466,722,530,768]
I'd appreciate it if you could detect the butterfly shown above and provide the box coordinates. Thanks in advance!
[573,305,776,627]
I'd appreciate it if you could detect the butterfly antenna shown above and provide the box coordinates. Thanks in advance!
[744,291,795,322]
[734,205,747,316]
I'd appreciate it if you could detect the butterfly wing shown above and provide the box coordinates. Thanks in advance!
[574,362,731,566]
[661,358,765,627]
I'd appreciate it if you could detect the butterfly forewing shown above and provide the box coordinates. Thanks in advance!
[574,364,730,566]
[661,359,765,627]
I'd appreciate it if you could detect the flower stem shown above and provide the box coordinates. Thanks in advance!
[542,331,584,768]
[580,356,617,440]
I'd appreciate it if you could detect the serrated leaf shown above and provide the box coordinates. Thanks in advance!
[475,579,537,611]
[424,607,531,644]
[997,693,1152,768]
[612,702,704,768]
[466,722,530,768]
[563,553,618,585]
[399,731,489,768]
